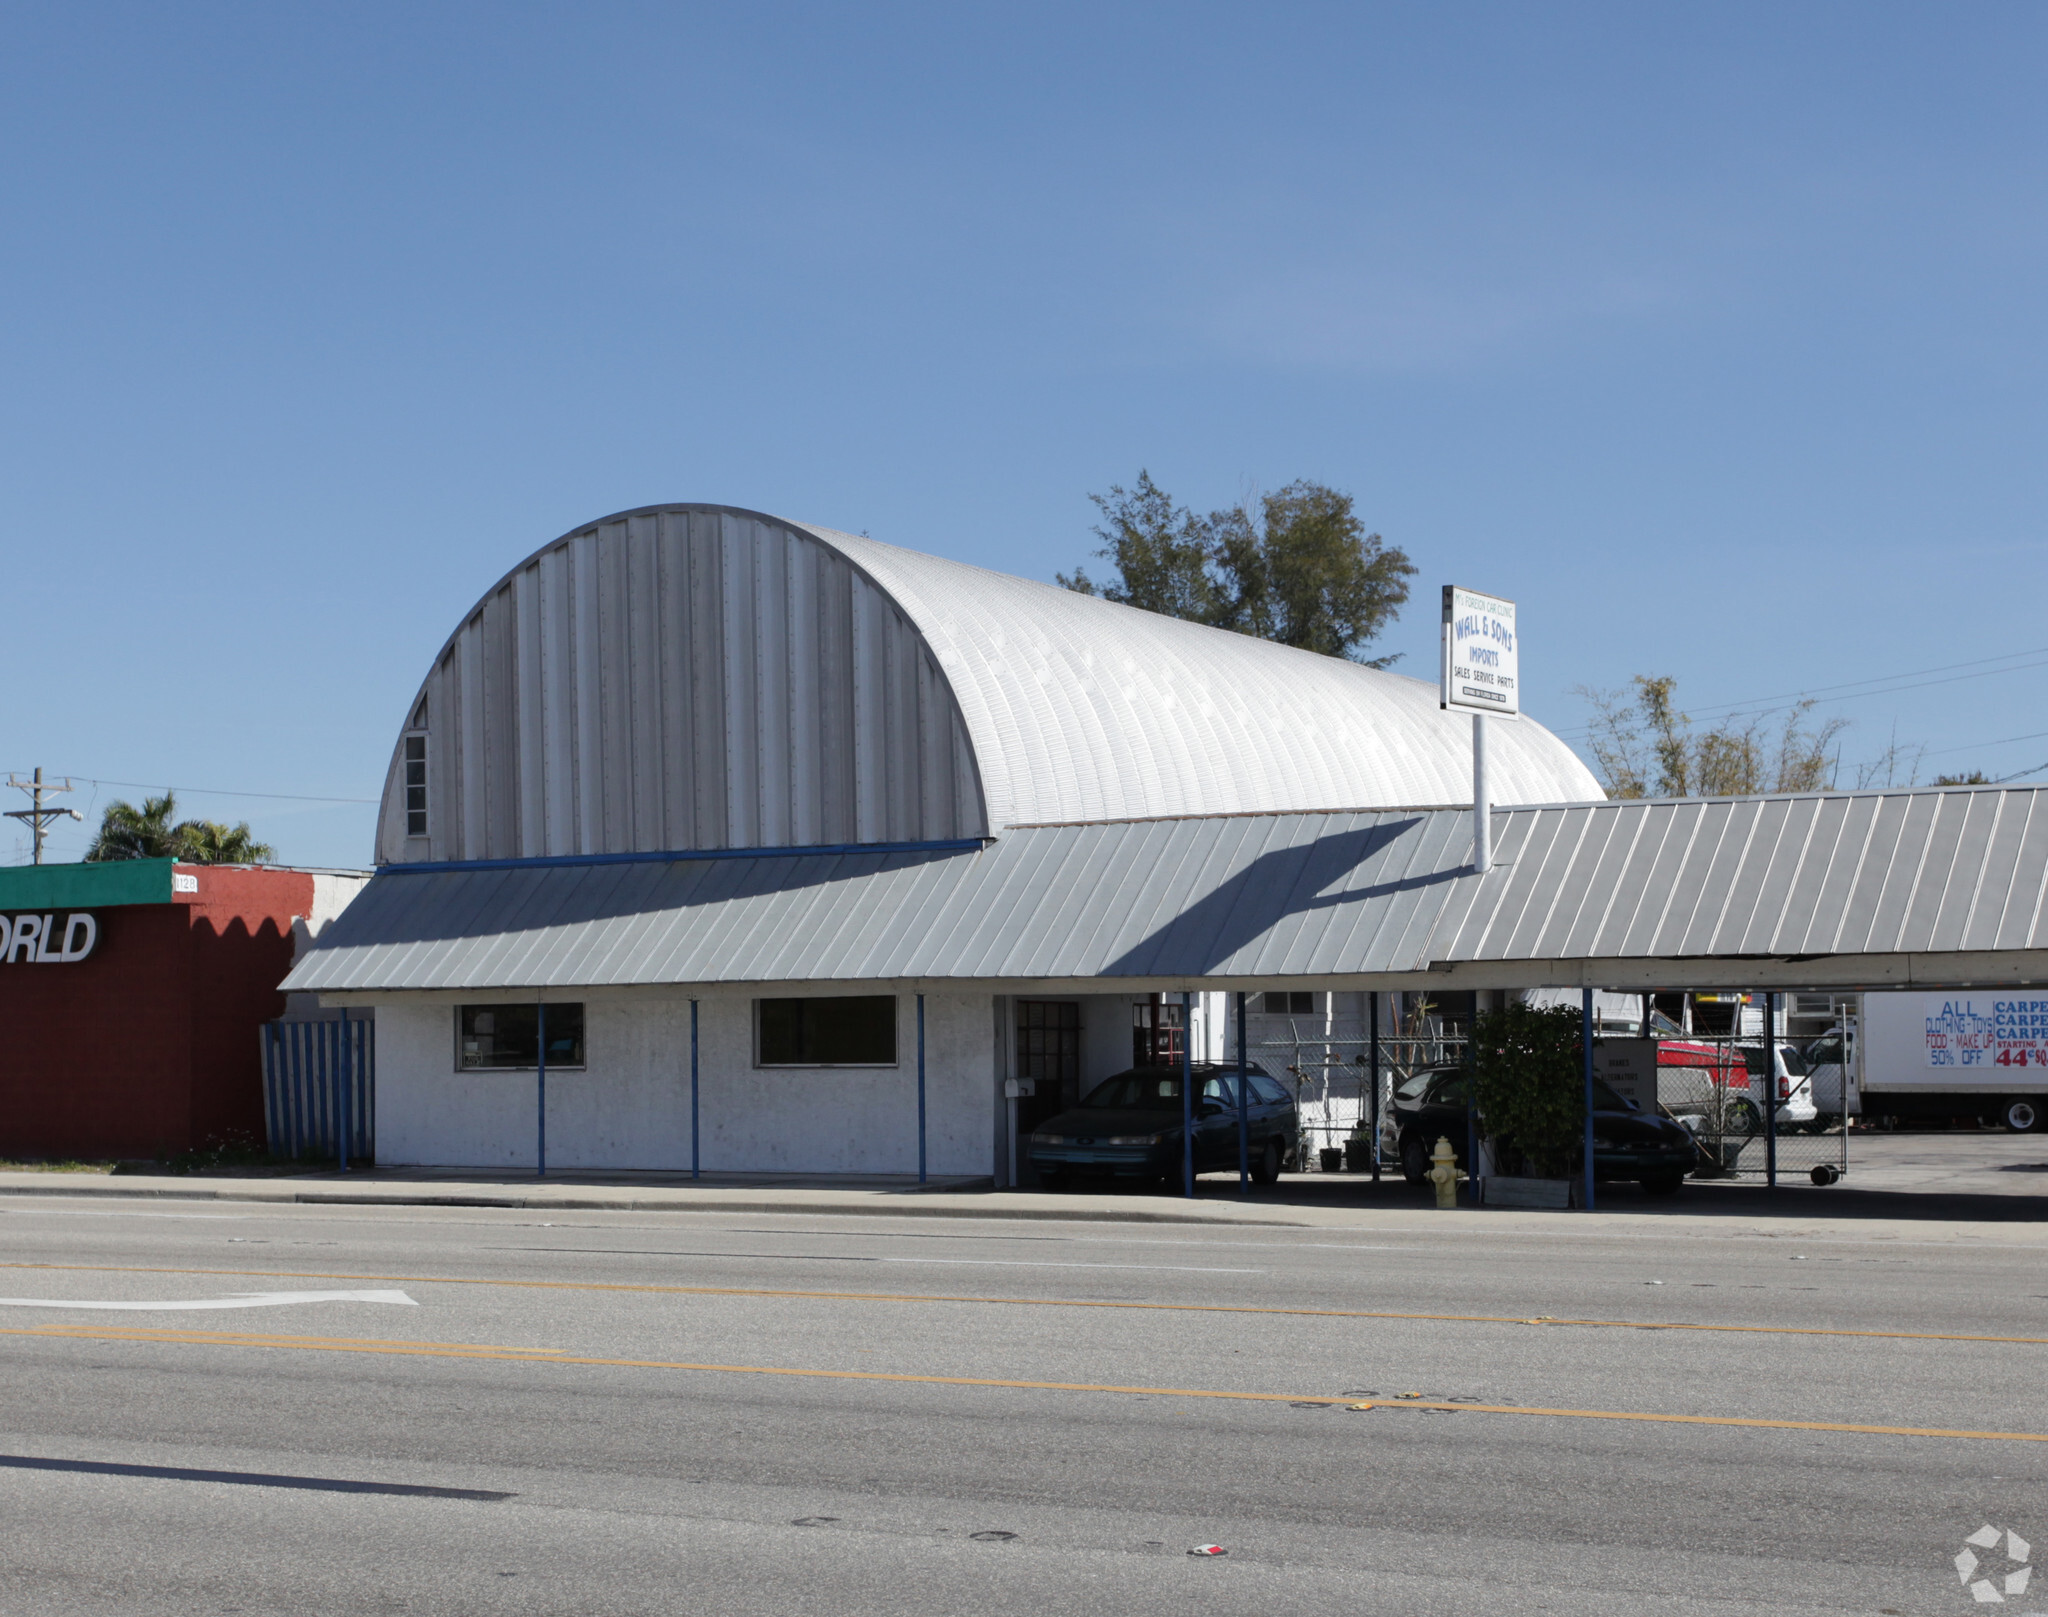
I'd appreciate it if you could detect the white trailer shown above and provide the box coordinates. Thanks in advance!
[1852,992,2048,1133]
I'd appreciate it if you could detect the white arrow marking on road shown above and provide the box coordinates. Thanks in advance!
[0,1290,417,1311]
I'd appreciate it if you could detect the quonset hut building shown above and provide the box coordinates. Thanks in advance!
[285,503,1603,1180]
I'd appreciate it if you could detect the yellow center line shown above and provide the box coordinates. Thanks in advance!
[7,1321,2045,1445]
[0,1261,2042,1348]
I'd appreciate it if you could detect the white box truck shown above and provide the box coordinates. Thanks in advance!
[1853,992,2048,1133]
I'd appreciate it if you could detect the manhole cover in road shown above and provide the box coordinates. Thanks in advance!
[969,1530,1017,1542]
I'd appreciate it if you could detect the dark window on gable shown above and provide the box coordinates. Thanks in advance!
[404,734,428,837]
[757,996,898,1066]
[1261,991,1317,1014]
[458,1003,584,1070]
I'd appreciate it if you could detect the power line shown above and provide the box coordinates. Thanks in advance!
[7,773,378,806]
[1554,646,2048,740]
[1921,727,2048,759]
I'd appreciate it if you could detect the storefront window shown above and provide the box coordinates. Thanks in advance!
[1261,991,1318,1014]
[756,996,897,1066]
[458,1003,585,1069]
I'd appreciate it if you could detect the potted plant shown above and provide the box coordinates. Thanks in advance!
[1471,1002,1587,1207]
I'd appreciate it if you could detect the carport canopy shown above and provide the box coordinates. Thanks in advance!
[287,784,2048,998]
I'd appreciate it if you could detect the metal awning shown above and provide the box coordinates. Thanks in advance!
[285,785,2048,995]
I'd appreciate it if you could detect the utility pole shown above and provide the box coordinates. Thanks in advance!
[5,768,83,864]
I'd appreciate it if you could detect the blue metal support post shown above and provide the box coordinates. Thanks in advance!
[1181,991,1194,1198]
[1368,992,1381,1182]
[1466,992,1480,1205]
[1235,991,1250,1193]
[1228,986,1245,1187]
[536,1000,547,1179]
[1581,988,1596,1211]
[916,993,927,1185]
[690,999,700,1180]
[1764,990,1778,1191]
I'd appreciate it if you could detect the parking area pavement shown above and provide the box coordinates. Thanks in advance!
[1790,1125,2048,1195]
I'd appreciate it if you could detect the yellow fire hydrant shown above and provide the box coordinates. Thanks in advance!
[1428,1136,1461,1209]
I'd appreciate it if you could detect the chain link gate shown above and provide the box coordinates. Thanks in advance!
[1658,1032,1850,1186]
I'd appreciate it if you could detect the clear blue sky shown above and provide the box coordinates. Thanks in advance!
[6,3,2045,867]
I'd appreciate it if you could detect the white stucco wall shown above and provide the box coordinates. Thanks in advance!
[367,987,997,1176]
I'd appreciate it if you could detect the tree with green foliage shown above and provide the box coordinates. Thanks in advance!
[1471,1001,1587,1177]
[86,793,184,860]
[86,790,275,864]
[1059,471,1218,624]
[177,818,277,864]
[1059,471,1416,666]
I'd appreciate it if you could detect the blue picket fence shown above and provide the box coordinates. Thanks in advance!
[260,1017,374,1161]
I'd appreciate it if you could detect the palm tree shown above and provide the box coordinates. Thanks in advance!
[86,792,276,864]
[86,792,184,861]
[178,818,275,865]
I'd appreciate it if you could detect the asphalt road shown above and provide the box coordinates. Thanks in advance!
[1,1193,2043,1616]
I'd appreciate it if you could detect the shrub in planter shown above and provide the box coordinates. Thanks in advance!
[1472,1002,1585,1178]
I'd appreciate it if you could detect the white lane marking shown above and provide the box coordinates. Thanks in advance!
[0,1208,239,1220]
[874,1258,1261,1274]
[0,1290,417,1312]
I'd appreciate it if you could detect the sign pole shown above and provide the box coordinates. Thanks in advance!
[1441,585,1518,875]
[1472,713,1491,873]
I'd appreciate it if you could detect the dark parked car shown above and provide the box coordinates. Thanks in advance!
[1029,1063,1298,1192]
[1390,1068,1698,1196]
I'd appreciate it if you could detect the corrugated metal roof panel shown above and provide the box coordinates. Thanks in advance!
[378,505,1606,867]
[288,787,2048,995]
[1991,795,2048,951]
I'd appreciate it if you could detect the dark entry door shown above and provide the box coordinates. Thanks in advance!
[1015,1002,1081,1181]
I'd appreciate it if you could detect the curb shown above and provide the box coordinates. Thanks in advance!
[0,1177,1315,1226]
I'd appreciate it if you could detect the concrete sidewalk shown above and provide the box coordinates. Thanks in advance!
[0,1166,1313,1226]
[1,1163,2043,1245]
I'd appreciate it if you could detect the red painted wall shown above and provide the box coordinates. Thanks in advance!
[0,867,315,1159]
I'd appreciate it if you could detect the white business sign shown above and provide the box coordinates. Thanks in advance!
[0,911,100,964]
[1441,586,1520,718]
[1593,1039,1659,1110]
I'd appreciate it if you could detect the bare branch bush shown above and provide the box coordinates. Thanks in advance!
[1572,676,1848,798]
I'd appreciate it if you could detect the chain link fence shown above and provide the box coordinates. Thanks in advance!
[1657,1034,1849,1185]
[1249,1025,1467,1174]
[1247,1018,1848,1186]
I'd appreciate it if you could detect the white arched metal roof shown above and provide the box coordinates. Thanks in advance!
[800,521,1601,827]
[377,505,1600,864]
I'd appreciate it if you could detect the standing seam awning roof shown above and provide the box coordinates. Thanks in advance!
[285,786,2048,995]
